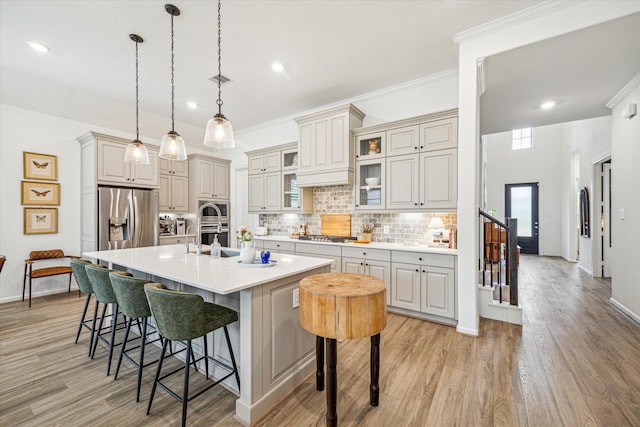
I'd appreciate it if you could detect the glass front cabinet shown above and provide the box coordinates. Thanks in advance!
[355,157,385,210]
[281,145,312,213]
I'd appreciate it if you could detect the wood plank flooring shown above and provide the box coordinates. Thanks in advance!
[1,255,639,426]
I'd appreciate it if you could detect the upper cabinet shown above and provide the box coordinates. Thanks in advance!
[248,151,281,175]
[159,158,188,177]
[188,155,230,210]
[353,109,458,211]
[159,159,189,212]
[91,136,159,188]
[295,104,365,187]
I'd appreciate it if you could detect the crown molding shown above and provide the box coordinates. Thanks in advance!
[452,0,578,45]
[606,72,640,109]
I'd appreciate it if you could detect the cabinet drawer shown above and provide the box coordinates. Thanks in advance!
[159,237,186,246]
[294,242,342,257]
[298,252,341,272]
[342,246,390,261]
[391,251,454,268]
[263,240,296,252]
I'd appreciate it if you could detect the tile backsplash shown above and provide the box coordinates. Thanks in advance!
[259,185,457,244]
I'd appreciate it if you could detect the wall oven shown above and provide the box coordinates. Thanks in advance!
[198,200,229,222]
[201,223,229,247]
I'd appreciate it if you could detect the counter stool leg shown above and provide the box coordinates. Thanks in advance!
[370,333,380,406]
[316,335,325,391]
[326,338,337,427]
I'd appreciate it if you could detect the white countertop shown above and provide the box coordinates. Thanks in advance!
[255,235,458,255]
[83,245,332,295]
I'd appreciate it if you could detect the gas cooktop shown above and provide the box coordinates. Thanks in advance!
[298,235,357,243]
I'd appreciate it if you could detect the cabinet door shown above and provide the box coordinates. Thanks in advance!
[264,172,281,212]
[298,123,314,171]
[421,266,455,318]
[420,117,458,151]
[342,257,365,275]
[391,263,421,311]
[172,160,189,177]
[194,159,214,198]
[212,161,229,199]
[387,125,420,156]
[264,152,281,172]
[314,119,329,169]
[159,174,171,210]
[329,114,348,168]
[419,149,457,210]
[248,174,265,213]
[366,260,391,305]
[355,158,385,210]
[171,176,189,211]
[248,155,265,175]
[159,157,171,175]
[97,140,129,184]
[130,149,158,187]
[386,154,419,210]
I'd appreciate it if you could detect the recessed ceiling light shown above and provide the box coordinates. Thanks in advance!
[541,101,555,110]
[186,101,198,109]
[27,41,50,53]
[271,62,284,73]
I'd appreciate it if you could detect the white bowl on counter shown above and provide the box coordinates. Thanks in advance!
[365,177,380,186]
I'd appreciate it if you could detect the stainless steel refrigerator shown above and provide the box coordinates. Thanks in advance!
[98,187,159,250]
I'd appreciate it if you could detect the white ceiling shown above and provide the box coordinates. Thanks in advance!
[1,1,637,149]
[480,12,640,135]
[0,0,542,148]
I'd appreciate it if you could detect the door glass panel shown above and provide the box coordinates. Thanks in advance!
[510,186,532,236]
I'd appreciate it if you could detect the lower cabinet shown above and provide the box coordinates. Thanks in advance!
[420,266,455,318]
[342,257,391,303]
[159,236,188,246]
[263,240,295,255]
[295,242,342,272]
[390,263,421,311]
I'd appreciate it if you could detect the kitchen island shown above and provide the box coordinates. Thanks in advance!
[83,244,332,425]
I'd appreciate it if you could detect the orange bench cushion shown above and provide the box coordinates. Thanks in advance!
[31,266,72,278]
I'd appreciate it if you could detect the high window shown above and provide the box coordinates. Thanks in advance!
[512,128,532,150]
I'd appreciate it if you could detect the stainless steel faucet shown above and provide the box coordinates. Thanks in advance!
[196,203,222,255]
[184,224,195,253]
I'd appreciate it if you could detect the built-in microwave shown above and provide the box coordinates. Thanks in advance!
[198,200,229,222]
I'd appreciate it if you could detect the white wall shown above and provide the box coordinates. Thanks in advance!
[484,124,564,256]
[0,104,144,302]
[609,81,640,321]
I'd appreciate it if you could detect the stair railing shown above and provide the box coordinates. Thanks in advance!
[479,209,519,306]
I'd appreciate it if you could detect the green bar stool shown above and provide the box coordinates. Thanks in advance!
[70,259,98,356]
[85,264,126,375]
[144,283,240,427]
[110,272,163,402]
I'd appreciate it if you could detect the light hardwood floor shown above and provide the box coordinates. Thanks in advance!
[1,255,639,426]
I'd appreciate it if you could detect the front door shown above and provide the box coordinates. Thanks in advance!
[505,182,539,254]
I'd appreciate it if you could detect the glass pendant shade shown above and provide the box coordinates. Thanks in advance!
[124,139,150,165]
[203,113,235,149]
[159,131,187,160]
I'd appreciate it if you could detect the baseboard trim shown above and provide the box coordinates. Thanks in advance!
[577,264,593,276]
[456,325,479,336]
[610,298,640,325]
[0,286,79,304]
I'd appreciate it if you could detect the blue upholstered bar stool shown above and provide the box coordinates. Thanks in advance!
[85,264,126,375]
[144,283,240,427]
[70,259,98,356]
[109,272,161,402]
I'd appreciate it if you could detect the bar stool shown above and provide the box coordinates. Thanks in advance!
[143,283,240,427]
[70,259,97,356]
[85,264,126,375]
[109,272,161,402]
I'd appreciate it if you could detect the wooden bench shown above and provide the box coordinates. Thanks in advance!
[23,249,80,307]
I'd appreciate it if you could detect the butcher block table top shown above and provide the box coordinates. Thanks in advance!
[299,273,387,339]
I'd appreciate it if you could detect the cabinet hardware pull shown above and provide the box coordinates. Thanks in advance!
[360,262,364,266]
[419,257,422,261]
[363,252,366,255]
[414,203,418,206]
[414,146,418,150]
[420,203,424,206]
[422,270,426,273]
[420,146,424,149]
[415,269,419,272]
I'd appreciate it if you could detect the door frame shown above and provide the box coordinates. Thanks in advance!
[592,154,612,278]
[505,181,540,255]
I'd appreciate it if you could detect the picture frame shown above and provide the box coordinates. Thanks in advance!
[21,181,60,206]
[23,151,58,181]
[24,208,58,234]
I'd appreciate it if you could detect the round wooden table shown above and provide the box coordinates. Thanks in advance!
[299,273,387,427]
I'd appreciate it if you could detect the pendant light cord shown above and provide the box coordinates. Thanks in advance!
[217,0,223,115]
[170,12,175,132]
[135,39,140,141]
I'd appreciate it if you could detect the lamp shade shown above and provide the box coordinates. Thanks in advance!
[428,216,445,230]
[124,139,150,165]
[203,113,235,149]
[159,131,187,160]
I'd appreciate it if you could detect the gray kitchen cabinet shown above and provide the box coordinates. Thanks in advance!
[387,117,457,156]
[355,157,385,211]
[159,174,188,212]
[341,247,391,303]
[295,242,342,272]
[385,125,420,157]
[386,154,419,210]
[188,155,230,208]
[391,250,456,319]
[97,138,159,187]
[282,170,313,213]
[159,158,188,177]
[248,172,281,213]
[419,148,457,210]
[263,240,295,255]
[295,103,365,187]
[159,236,189,246]
[248,151,281,175]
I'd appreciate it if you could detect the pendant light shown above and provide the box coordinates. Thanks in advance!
[159,4,187,161]
[124,34,150,165]
[203,0,235,149]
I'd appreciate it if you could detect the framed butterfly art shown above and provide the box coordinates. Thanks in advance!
[23,151,58,181]
[24,208,58,234]
[21,181,60,206]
